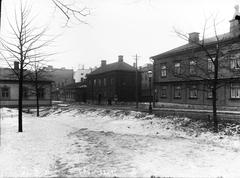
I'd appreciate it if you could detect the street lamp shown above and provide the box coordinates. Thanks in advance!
[148,70,153,114]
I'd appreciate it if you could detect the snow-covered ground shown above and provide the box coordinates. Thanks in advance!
[0,106,240,177]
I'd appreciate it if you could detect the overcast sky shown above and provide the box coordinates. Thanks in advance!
[1,0,240,70]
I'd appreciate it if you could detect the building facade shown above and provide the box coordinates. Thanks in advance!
[87,55,141,104]
[0,68,52,107]
[74,66,95,83]
[151,11,240,107]
[44,66,75,100]
[140,64,153,102]
[58,81,87,102]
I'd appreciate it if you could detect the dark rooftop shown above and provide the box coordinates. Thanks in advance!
[88,61,136,75]
[151,32,233,59]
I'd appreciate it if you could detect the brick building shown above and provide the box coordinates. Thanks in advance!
[87,55,141,104]
[151,10,240,107]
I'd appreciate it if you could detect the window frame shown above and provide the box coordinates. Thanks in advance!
[174,85,181,99]
[174,62,181,75]
[230,83,240,99]
[160,86,167,98]
[160,64,167,77]
[1,86,10,99]
[189,85,198,99]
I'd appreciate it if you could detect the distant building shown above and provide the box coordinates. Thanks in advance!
[44,66,75,100]
[74,65,93,83]
[151,9,240,107]
[140,63,153,102]
[0,66,52,107]
[58,81,87,102]
[87,55,141,104]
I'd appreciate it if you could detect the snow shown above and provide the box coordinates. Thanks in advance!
[0,106,240,177]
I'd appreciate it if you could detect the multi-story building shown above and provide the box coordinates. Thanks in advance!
[87,55,141,104]
[151,9,240,107]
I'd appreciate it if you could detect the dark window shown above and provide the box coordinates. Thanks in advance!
[161,86,167,98]
[38,88,45,99]
[174,62,181,75]
[23,87,28,99]
[207,85,213,99]
[189,85,198,99]
[1,86,10,99]
[174,85,181,98]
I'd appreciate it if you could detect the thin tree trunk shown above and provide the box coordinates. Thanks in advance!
[212,87,218,132]
[36,81,40,117]
[212,56,219,133]
[18,62,23,132]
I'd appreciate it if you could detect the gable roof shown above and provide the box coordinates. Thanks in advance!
[151,32,234,60]
[88,61,136,75]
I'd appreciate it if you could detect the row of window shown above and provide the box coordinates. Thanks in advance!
[157,83,240,99]
[0,86,45,99]
[159,57,240,78]
[91,78,114,87]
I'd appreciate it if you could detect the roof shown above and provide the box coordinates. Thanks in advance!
[88,61,136,75]
[0,68,52,83]
[151,32,234,59]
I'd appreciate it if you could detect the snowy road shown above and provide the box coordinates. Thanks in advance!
[0,107,240,177]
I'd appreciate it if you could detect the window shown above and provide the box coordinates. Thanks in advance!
[161,64,167,77]
[98,79,101,87]
[23,87,28,99]
[110,78,114,86]
[174,62,181,75]
[207,85,213,99]
[189,60,196,75]
[94,79,96,86]
[38,88,45,99]
[103,78,106,86]
[208,58,215,72]
[189,85,198,99]
[1,86,10,99]
[230,83,240,99]
[174,85,181,98]
[161,86,167,98]
[230,58,240,70]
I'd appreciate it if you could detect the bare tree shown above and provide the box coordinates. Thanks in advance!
[0,3,51,132]
[28,58,51,117]
[172,19,240,132]
[0,0,90,31]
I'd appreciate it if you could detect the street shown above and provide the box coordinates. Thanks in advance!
[0,106,240,177]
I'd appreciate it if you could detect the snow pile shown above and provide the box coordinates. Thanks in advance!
[43,106,240,150]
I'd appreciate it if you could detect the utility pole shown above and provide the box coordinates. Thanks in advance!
[134,54,140,109]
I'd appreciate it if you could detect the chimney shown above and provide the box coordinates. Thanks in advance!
[230,4,240,37]
[14,61,19,70]
[133,62,136,68]
[188,32,199,44]
[118,55,123,62]
[101,60,107,67]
